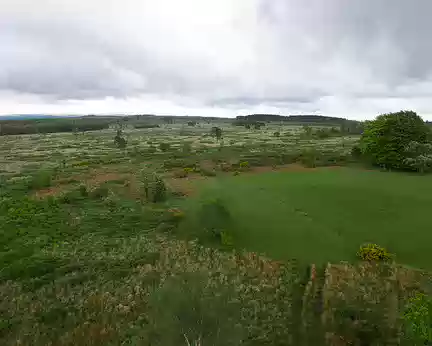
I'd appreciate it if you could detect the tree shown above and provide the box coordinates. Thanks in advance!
[360,111,430,169]
[211,127,223,140]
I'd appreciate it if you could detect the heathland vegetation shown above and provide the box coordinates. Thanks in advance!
[0,111,431,345]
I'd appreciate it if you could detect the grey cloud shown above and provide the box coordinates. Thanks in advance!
[1,0,432,118]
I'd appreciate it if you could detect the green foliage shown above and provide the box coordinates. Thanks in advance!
[27,170,54,190]
[0,118,110,136]
[210,126,223,140]
[146,273,243,346]
[133,123,160,129]
[357,243,393,262]
[351,145,362,159]
[403,293,432,345]
[182,142,192,153]
[187,121,197,126]
[360,111,430,169]
[200,167,217,177]
[239,161,250,171]
[114,130,127,148]
[198,198,232,242]
[88,185,110,200]
[273,131,280,137]
[140,171,167,203]
[404,141,432,173]
[159,142,171,152]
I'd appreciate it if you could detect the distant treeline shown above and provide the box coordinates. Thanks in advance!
[237,114,346,124]
[235,114,364,134]
[0,118,110,136]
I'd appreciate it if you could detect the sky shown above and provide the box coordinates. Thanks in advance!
[2,0,432,120]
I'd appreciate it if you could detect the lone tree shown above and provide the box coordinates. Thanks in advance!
[211,127,223,141]
[360,110,430,170]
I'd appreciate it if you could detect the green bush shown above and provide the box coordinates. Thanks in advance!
[239,161,250,171]
[146,273,243,346]
[89,185,110,199]
[357,243,392,262]
[140,171,167,203]
[360,111,430,170]
[403,293,432,345]
[159,142,171,152]
[200,167,217,177]
[273,131,280,137]
[198,198,233,242]
[351,145,362,159]
[27,170,53,190]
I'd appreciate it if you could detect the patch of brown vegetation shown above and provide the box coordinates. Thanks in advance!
[166,175,207,196]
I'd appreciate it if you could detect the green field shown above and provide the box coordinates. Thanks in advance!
[180,168,432,270]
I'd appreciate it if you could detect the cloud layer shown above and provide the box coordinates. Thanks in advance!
[2,0,432,119]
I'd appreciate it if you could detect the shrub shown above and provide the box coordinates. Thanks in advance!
[159,142,171,152]
[146,273,243,346]
[200,167,217,177]
[182,142,192,153]
[198,198,232,242]
[357,243,392,262]
[403,293,432,345]
[27,170,53,190]
[239,161,250,171]
[360,111,430,170]
[89,185,110,199]
[273,131,280,137]
[173,170,188,178]
[351,145,362,159]
[140,171,167,203]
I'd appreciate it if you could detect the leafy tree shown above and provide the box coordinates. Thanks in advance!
[404,141,432,173]
[360,111,430,169]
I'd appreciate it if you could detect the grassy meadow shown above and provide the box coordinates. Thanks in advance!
[179,168,432,270]
[0,116,430,345]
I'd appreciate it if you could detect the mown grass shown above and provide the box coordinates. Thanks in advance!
[179,167,432,270]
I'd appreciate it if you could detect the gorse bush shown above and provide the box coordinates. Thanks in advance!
[360,111,430,170]
[357,243,393,262]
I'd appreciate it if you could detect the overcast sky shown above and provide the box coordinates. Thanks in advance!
[2,0,432,120]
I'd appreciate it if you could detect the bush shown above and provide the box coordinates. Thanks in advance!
[89,185,110,199]
[159,142,171,152]
[403,293,432,345]
[357,243,392,262]
[360,111,430,170]
[27,170,53,190]
[140,171,167,203]
[146,273,243,346]
[198,198,232,242]
[351,145,362,159]
[273,131,280,137]
[200,167,217,177]
[239,161,250,171]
